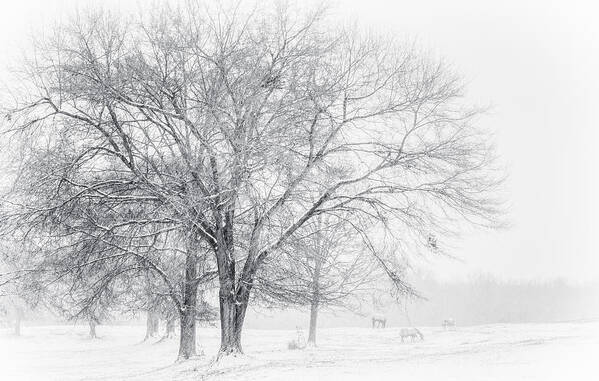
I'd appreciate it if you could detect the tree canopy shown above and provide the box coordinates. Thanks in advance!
[1,1,503,359]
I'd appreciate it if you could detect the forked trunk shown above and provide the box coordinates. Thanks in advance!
[215,221,257,358]
[218,279,252,357]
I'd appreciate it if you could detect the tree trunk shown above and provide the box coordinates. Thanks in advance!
[308,300,319,345]
[218,284,244,356]
[14,314,21,336]
[178,307,197,359]
[215,230,246,357]
[144,310,159,340]
[177,248,199,360]
[13,306,23,336]
[215,220,258,358]
[89,319,97,339]
[165,317,176,338]
[217,273,255,357]
[307,252,322,345]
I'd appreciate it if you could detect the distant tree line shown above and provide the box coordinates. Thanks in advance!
[402,275,599,326]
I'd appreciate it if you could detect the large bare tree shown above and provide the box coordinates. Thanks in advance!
[2,2,502,358]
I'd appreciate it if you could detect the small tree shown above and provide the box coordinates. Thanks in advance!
[259,216,378,346]
[0,245,45,336]
[1,296,27,336]
[142,272,162,341]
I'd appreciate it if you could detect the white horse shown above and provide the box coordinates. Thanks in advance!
[400,327,424,342]
[442,318,456,330]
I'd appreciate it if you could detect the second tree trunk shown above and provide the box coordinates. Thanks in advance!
[308,300,319,345]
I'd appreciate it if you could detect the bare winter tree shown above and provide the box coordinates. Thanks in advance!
[0,193,216,358]
[142,272,162,341]
[137,270,217,343]
[0,243,46,336]
[258,215,378,345]
[2,2,503,359]
[0,293,27,336]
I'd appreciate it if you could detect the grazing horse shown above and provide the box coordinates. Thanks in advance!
[442,318,456,330]
[372,314,387,328]
[400,327,424,342]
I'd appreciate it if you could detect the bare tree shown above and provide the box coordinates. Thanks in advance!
[0,244,45,336]
[0,295,26,336]
[258,215,378,345]
[144,309,160,340]
[1,198,215,358]
[87,313,100,339]
[142,273,162,341]
[2,2,503,359]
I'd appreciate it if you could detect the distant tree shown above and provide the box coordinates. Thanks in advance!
[140,272,217,343]
[258,216,378,345]
[1,204,216,356]
[0,295,27,336]
[142,273,162,341]
[85,309,103,339]
[0,244,45,336]
[45,258,123,339]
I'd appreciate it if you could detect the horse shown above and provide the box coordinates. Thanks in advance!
[400,327,424,342]
[442,318,456,330]
[372,314,387,328]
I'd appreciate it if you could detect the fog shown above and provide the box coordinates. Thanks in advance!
[242,275,599,330]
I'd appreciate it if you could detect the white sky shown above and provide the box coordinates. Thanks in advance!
[0,0,597,282]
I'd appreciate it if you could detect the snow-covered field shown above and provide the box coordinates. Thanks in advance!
[1,321,598,380]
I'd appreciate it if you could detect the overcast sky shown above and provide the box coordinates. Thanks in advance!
[334,0,599,283]
[0,0,597,283]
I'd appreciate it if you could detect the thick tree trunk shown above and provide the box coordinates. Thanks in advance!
[218,285,244,356]
[214,218,257,358]
[307,300,319,345]
[177,248,199,360]
[178,307,197,359]
[215,231,246,357]
[217,275,254,357]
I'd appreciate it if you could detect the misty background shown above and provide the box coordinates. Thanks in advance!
[10,275,599,330]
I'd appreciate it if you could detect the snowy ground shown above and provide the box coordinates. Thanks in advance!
[1,321,598,380]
